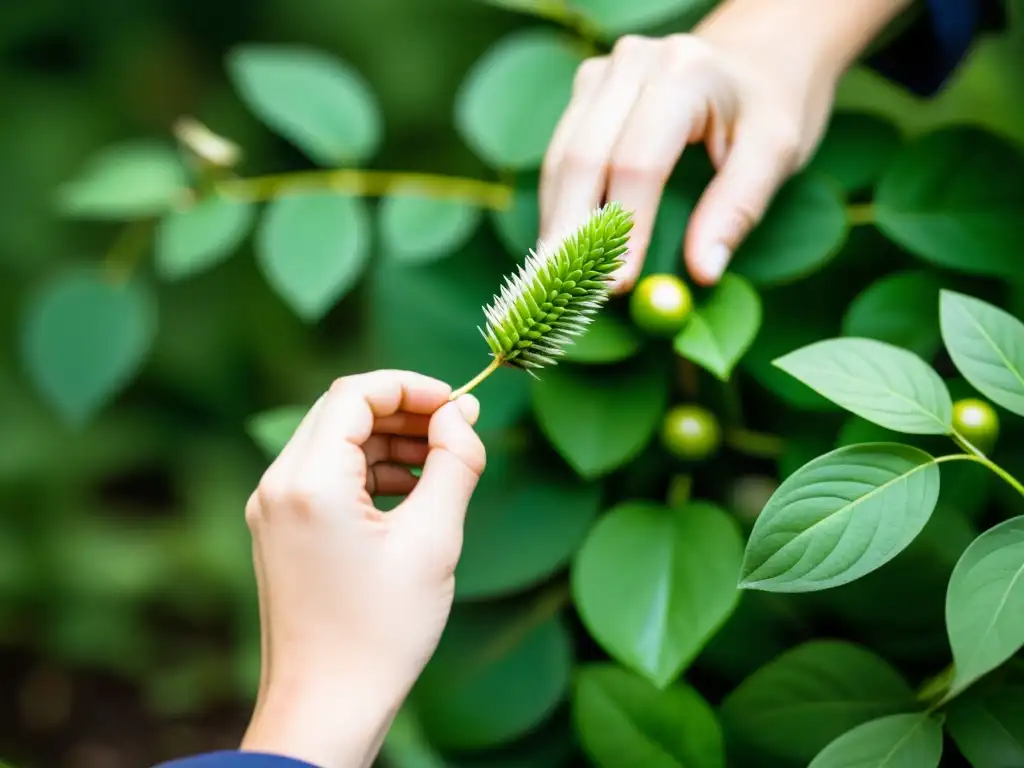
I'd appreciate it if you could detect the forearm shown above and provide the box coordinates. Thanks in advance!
[695,0,916,82]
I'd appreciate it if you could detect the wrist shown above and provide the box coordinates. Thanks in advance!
[242,673,402,768]
[695,0,915,83]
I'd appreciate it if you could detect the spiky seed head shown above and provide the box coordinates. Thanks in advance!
[479,201,633,374]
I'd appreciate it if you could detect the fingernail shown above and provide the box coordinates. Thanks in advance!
[454,394,480,424]
[702,243,731,282]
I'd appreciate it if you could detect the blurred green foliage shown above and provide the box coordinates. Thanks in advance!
[2,0,1024,767]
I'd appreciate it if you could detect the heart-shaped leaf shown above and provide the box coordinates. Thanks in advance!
[572,501,743,687]
[562,313,643,364]
[773,337,952,434]
[227,45,382,166]
[455,28,583,170]
[673,274,761,380]
[946,516,1024,695]
[574,664,725,768]
[155,195,255,280]
[532,357,668,478]
[20,269,157,425]
[721,641,916,764]
[940,290,1024,418]
[256,192,372,321]
[806,112,902,193]
[739,443,941,592]
[808,713,943,768]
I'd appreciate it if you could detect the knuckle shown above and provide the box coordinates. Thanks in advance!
[725,202,763,242]
[609,154,667,184]
[573,56,607,92]
[244,493,262,530]
[664,35,710,77]
[763,121,804,167]
[563,148,600,175]
[612,34,652,58]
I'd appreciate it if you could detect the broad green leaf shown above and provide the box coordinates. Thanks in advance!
[946,683,1024,768]
[532,357,668,478]
[379,195,481,265]
[490,171,539,259]
[808,713,943,768]
[728,174,848,287]
[721,641,916,764]
[256,193,371,321]
[739,443,941,593]
[55,140,188,219]
[573,0,717,36]
[370,244,530,433]
[638,188,696,279]
[155,196,255,280]
[842,271,944,360]
[227,45,382,166]
[563,313,643,364]
[455,28,583,170]
[456,441,601,601]
[946,516,1024,694]
[572,501,743,687]
[449,713,576,768]
[806,112,902,192]
[574,664,724,768]
[380,706,448,768]
[673,274,761,380]
[940,290,1024,418]
[246,405,307,457]
[774,338,953,434]
[410,603,573,751]
[875,128,1024,278]
[20,269,157,425]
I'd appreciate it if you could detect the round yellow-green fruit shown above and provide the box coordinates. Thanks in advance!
[629,274,693,337]
[661,404,721,462]
[952,397,1000,454]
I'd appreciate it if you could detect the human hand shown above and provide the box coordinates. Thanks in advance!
[240,371,486,768]
[539,0,908,292]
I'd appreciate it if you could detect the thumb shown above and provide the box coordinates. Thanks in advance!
[396,395,486,537]
[684,130,797,286]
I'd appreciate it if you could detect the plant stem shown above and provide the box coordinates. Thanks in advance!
[104,220,153,283]
[725,428,785,459]
[846,203,875,227]
[952,430,1024,497]
[450,358,503,400]
[215,169,513,210]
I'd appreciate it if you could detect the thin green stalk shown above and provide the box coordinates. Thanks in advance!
[450,358,502,400]
[725,428,785,459]
[951,430,1024,497]
[846,203,875,227]
[215,169,513,210]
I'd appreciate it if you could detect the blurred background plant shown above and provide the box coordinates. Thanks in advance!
[1,0,1023,767]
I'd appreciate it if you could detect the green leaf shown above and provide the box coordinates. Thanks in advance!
[841,270,944,360]
[456,441,601,601]
[20,269,157,425]
[574,664,725,768]
[638,188,697,280]
[875,127,1024,278]
[940,290,1024,418]
[532,357,668,478]
[562,313,643,364]
[773,338,953,434]
[727,174,848,287]
[721,641,916,764]
[808,713,943,768]
[946,683,1024,768]
[490,171,539,259]
[55,140,188,219]
[227,45,382,166]
[246,405,307,457]
[672,274,761,381]
[155,196,255,280]
[411,603,573,751]
[379,195,482,265]
[572,501,743,687]
[256,192,371,321]
[946,516,1024,695]
[455,28,583,170]
[739,443,941,593]
[573,0,717,36]
[806,112,902,193]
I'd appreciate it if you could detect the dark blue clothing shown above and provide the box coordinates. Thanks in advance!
[151,3,1001,768]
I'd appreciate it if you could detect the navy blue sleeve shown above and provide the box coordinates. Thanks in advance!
[868,0,1007,95]
[153,751,319,768]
